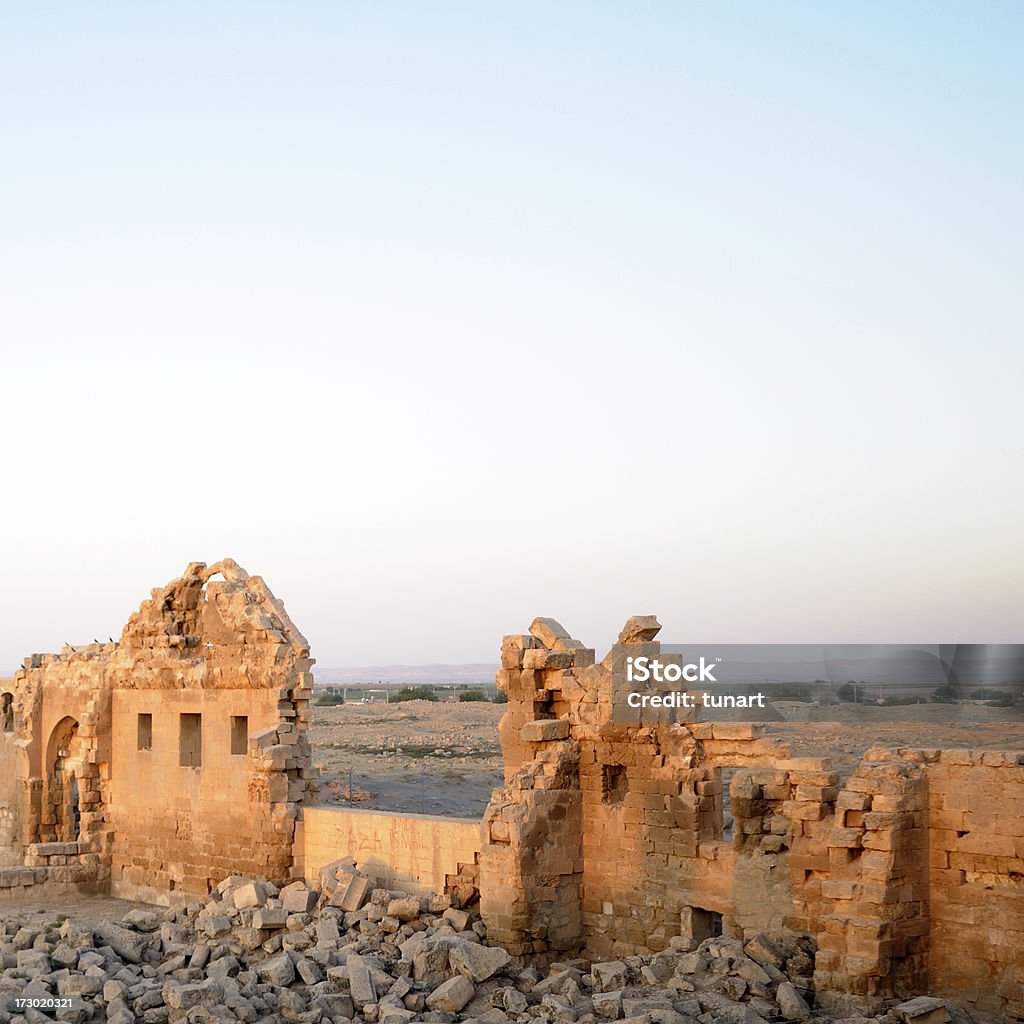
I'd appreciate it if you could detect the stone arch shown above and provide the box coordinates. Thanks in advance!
[43,716,87,843]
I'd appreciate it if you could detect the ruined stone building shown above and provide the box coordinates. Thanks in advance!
[0,559,319,903]
[1,568,1022,1020]
[478,616,1024,1020]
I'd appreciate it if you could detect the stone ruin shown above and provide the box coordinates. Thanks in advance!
[1,568,1022,1022]
[0,559,319,903]
[479,616,1024,1020]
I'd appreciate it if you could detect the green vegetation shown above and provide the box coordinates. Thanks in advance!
[392,686,438,702]
[458,690,488,702]
[931,683,958,703]
[493,690,508,704]
[835,682,871,703]
[314,693,345,706]
[770,685,812,702]
[971,687,1012,702]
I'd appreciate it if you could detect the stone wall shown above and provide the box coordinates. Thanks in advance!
[924,750,1023,1013]
[0,685,23,867]
[478,614,1024,1020]
[0,559,319,905]
[301,806,482,897]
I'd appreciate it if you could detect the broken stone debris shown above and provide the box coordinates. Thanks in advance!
[0,867,963,1024]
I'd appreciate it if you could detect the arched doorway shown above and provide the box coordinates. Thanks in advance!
[44,717,86,843]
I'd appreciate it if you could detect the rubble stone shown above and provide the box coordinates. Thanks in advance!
[427,975,475,1013]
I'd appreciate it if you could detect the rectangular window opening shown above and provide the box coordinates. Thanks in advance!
[231,715,248,756]
[681,905,723,942]
[180,713,202,768]
[137,713,153,751]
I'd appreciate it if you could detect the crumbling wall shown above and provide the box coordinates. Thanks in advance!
[0,682,23,866]
[1,559,319,905]
[924,749,1023,1017]
[302,805,482,896]
[482,617,814,960]
[480,742,583,955]
[814,758,930,1014]
[479,614,1024,1020]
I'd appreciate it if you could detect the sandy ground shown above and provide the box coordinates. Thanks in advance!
[310,700,505,819]
[0,894,143,925]
[309,699,1023,818]
[765,704,1024,779]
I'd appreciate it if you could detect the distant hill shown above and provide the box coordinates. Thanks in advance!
[313,664,498,685]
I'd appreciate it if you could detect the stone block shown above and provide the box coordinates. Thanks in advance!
[282,886,319,913]
[427,975,475,1013]
[776,981,810,1020]
[253,908,289,930]
[449,940,511,982]
[530,617,571,649]
[893,997,952,1024]
[520,719,570,742]
[233,881,267,909]
[348,953,378,1009]
[617,615,662,643]
[334,873,375,912]
[592,990,623,1019]
[257,953,296,986]
[591,961,628,993]
[387,896,421,922]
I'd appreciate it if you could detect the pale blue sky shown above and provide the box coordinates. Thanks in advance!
[2,3,1022,670]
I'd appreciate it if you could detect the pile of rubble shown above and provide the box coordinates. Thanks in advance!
[0,867,959,1024]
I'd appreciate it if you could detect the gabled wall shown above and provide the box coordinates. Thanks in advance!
[0,559,320,905]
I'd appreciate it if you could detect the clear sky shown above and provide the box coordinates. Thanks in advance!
[2,2,1022,672]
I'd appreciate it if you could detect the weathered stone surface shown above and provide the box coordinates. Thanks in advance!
[413,936,457,988]
[93,923,148,964]
[743,934,787,970]
[449,940,510,982]
[775,982,810,1021]
[617,615,661,644]
[233,880,267,909]
[592,961,629,993]
[442,907,471,931]
[591,990,624,1019]
[122,908,160,932]
[520,719,569,742]
[334,873,375,911]
[282,885,319,914]
[894,997,952,1024]
[427,975,476,1013]
[0,559,319,913]
[387,896,421,922]
[529,618,571,649]
[348,953,378,1009]
[256,952,296,986]
[253,907,289,930]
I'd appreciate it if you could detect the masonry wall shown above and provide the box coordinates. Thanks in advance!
[302,806,481,896]
[1,559,320,905]
[479,615,1024,1020]
[107,687,291,903]
[926,750,1024,1017]
[0,696,22,867]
